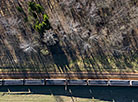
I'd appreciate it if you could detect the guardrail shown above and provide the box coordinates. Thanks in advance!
[0,79,138,86]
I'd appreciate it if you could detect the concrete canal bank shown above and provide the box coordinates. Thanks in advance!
[1,79,138,86]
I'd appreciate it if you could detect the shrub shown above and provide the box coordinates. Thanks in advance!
[28,2,44,13]
[36,4,44,13]
[32,12,37,19]
[28,2,36,11]
[43,14,49,21]
[24,17,28,22]
[16,6,24,13]
[28,2,52,37]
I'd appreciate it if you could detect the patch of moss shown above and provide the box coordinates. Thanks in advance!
[40,49,49,55]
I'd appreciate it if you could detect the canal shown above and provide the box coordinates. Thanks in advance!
[0,86,137,102]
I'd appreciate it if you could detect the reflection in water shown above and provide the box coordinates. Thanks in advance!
[0,86,138,102]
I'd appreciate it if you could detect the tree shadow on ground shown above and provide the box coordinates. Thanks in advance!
[0,86,138,102]
[48,42,70,72]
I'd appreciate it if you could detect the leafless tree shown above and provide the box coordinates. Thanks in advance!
[43,30,58,46]
[20,41,38,53]
[0,16,21,35]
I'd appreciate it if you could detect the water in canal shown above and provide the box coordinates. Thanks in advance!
[0,86,137,102]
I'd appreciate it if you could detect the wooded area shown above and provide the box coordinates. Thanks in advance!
[0,0,137,73]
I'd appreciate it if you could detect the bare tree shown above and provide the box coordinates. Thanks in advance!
[43,30,58,46]
[0,16,21,35]
[20,41,38,53]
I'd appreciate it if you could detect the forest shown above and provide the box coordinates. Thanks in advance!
[0,0,137,73]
